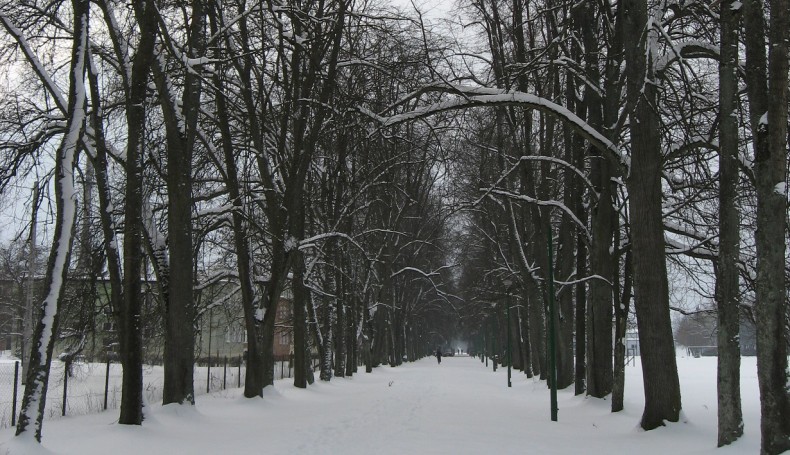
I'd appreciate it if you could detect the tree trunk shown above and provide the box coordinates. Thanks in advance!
[334,258,346,377]
[85,56,124,380]
[586,152,615,399]
[118,0,158,426]
[346,296,357,376]
[612,247,632,412]
[622,0,681,430]
[553,95,578,390]
[363,302,373,373]
[261,251,292,387]
[320,289,334,381]
[160,0,205,406]
[573,0,616,400]
[519,304,533,377]
[556,182,576,388]
[716,0,744,445]
[743,0,790,452]
[15,1,86,439]
[527,285,545,377]
[574,229,586,394]
[511,301,524,371]
[293,255,308,389]
[208,4,262,399]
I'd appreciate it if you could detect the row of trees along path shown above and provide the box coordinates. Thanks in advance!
[0,0,787,453]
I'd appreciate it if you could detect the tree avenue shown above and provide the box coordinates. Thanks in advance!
[0,0,787,452]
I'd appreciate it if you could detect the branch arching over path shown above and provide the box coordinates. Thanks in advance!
[361,84,624,169]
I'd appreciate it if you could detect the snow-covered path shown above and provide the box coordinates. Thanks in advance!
[0,355,761,454]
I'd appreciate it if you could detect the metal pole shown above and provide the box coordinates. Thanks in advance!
[507,298,512,388]
[62,360,69,416]
[12,360,19,426]
[207,308,212,394]
[104,357,110,410]
[483,324,488,367]
[547,222,558,422]
[491,318,502,371]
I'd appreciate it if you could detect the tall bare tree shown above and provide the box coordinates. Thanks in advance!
[118,0,159,425]
[622,0,681,429]
[716,0,744,446]
[14,0,88,441]
[743,0,790,452]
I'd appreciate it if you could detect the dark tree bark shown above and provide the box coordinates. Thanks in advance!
[716,0,744,446]
[256,0,348,390]
[574,228,587,394]
[622,0,682,430]
[157,0,206,406]
[293,255,309,389]
[86,53,123,365]
[743,0,790,452]
[319,283,335,380]
[555,102,579,390]
[527,284,545,377]
[612,246,632,412]
[363,301,373,373]
[577,0,616,399]
[599,0,626,409]
[571,4,594,393]
[586,143,615,401]
[346,290,358,376]
[334,248,347,377]
[207,3,261,399]
[118,0,158,425]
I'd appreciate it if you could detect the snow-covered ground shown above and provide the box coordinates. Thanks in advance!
[0,357,305,427]
[0,353,760,454]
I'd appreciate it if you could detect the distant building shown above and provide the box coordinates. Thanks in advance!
[0,276,295,364]
[196,290,294,361]
[674,310,757,356]
[625,330,640,356]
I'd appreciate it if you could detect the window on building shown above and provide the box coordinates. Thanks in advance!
[226,325,247,343]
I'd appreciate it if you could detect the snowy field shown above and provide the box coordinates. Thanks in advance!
[0,353,761,454]
[0,356,303,429]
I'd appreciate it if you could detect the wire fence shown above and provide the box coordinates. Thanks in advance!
[0,356,320,429]
[0,362,21,428]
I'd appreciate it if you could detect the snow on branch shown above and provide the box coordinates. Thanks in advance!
[664,236,716,261]
[392,267,446,302]
[653,36,720,74]
[663,220,715,245]
[551,57,604,99]
[195,286,242,319]
[390,266,440,279]
[0,11,108,165]
[475,154,598,206]
[554,274,612,287]
[194,269,239,292]
[484,188,590,240]
[0,12,68,113]
[298,231,369,260]
[361,84,622,167]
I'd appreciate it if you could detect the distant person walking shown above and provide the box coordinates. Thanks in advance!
[435,349,442,364]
